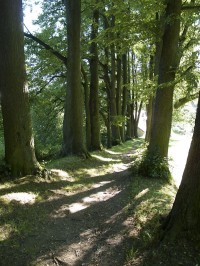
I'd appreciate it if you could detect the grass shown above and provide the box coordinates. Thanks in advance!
[125,175,177,264]
[0,140,136,242]
[1,138,195,265]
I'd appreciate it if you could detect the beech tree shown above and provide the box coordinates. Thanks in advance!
[89,1,102,151]
[0,0,40,176]
[62,0,88,156]
[162,92,200,241]
[148,0,182,158]
[22,0,199,159]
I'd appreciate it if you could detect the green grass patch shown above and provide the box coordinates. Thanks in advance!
[0,139,141,246]
[125,175,177,264]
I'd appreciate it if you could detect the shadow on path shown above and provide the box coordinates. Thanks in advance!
[0,152,138,266]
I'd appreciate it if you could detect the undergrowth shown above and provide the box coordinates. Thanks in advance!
[0,139,184,265]
[133,144,172,182]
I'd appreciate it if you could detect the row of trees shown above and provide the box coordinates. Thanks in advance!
[0,0,200,241]
[24,0,199,161]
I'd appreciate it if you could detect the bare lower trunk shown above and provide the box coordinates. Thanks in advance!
[62,0,88,156]
[162,92,200,241]
[110,44,121,145]
[145,97,153,142]
[0,0,39,176]
[89,6,101,151]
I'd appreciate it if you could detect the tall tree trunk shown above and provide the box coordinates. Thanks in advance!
[162,92,200,241]
[0,0,40,176]
[110,43,121,145]
[89,5,101,151]
[121,53,128,142]
[133,101,143,138]
[146,11,165,142]
[148,0,182,158]
[62,0,88,156]
[107,101,112,149]
[116,54,122,117]
[145,55,154,142]
[81,65,91,150]
[116,54,124,141]
[126,53,132,140]
[145,96,153,142]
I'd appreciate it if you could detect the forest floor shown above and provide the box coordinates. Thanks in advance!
[0,139,200,266]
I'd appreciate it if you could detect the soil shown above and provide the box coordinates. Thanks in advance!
[1,145,200,266]
[0,150,136,266]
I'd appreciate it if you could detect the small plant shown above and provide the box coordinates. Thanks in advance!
[136,149,172,181]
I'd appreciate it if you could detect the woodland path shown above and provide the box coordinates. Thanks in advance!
[0,146,137,266]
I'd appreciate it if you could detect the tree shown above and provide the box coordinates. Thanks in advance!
[89,1,102,151]
[62,0,88,156]
[162,92,200,241]
[0,0,40,176]
[148,0,182,158]
[23,0,199,158]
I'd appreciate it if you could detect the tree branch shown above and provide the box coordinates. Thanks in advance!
[35,74,66,95]
[24,32,87,79]
[174,92,199,109]
[182,5,200,11]
[24,32,67,65]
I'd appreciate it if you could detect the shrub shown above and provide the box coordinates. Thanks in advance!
[136,149,172,182]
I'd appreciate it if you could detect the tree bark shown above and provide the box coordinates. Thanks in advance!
[0,0,40,176]
[62,0,88,156]
[148,0,182,158]
[81,65,91,150]
[110,43,121,145]
[89,5,101,151]
[116,54,122,117]
[145,55,154,142]
[121,53,128,142]
[162,92,200,241]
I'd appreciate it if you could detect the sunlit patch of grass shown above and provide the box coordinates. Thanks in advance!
[1,192,37,204]
[125,175,177,263]
[46,139,143,181]
[0,224,14,241]
[91,154,121,162]
[0,138,144,263]
[104,149,122,155]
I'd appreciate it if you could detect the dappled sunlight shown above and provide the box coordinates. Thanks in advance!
[134,188,149,200]
[50,169,74,181]
[68,202,88,213]
[112,162,132,173]
[52,186,121,215]
[106,233,123,246]
[91,180,112,189]
[92,154,121,162]
[0,224,13,241]
[84,166,115,178]
[69,188,121,213]
[156,184,177,199]
[104,149,122,155]
[106,233,124,246]
[1,192,37,204]
[0,139,142,265]
[82,161,130,178]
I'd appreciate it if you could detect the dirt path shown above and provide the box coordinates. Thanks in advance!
[0,149,136,266]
